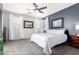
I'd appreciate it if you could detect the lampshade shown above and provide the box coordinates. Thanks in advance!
[75,25,79,30]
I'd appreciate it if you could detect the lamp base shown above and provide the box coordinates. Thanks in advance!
[76,33,79,36]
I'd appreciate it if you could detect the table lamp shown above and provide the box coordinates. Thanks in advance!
[75,24,79,36]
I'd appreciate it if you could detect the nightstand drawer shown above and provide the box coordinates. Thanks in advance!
[70,35,79,48]
[74,40,79,43]
[72,40,79,43]
[71,44,79,48]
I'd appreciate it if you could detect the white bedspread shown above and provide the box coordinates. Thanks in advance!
[31,33,67,55]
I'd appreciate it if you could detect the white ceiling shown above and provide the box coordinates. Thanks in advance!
[3,3,75,18]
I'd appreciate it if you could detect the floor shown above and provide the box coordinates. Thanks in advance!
[4,39,79,55]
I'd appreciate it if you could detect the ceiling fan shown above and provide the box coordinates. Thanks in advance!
[27,3,47,13]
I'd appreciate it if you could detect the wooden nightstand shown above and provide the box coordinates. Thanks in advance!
[70,35,79,48]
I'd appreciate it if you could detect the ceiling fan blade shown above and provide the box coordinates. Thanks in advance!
[39,6,47,10]
[38,10,44,13]
[33,3,38,8]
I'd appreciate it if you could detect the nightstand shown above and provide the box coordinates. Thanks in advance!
[70,35,79,48]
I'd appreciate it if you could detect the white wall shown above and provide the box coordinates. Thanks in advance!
[43,17,49,31]
[23,15,43,38]
[3,11,43,40]
[34,18,43,33]
[23,15,35,39]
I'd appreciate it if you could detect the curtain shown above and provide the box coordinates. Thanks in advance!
[9,14,23,40]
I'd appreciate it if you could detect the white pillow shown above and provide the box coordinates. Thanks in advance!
[47,29,65,34]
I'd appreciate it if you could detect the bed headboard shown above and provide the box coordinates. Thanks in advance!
[64,29,71,43]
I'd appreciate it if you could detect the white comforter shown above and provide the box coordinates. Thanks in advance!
[31,33,67,55]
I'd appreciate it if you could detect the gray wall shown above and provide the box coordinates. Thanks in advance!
[48,3,79,34]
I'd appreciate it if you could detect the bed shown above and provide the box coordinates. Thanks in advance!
[31,29,67,55]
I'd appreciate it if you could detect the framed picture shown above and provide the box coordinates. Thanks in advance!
[51,17,64,29]
[24,21,33,28]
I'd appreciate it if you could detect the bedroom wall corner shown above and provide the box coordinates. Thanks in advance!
[47,3,79,35]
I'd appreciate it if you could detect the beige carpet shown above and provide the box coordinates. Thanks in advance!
[4,39,79,55]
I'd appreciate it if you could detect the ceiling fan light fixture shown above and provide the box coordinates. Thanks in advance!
[27,12,31,14]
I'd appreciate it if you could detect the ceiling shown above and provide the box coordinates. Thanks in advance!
[3,3,75,18]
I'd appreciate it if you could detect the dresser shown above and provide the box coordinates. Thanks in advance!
[71,35,79,48]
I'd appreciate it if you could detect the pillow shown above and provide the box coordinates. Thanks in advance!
[47,29,65,34]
